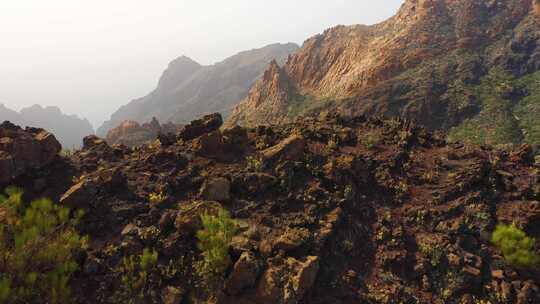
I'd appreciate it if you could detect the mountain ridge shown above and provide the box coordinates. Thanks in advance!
[0,103,94,149]
[97,42,299,137]
[226,0,540,147]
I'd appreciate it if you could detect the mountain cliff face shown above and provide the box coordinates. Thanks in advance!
[97,43,299,137]
[226,0,540,147]
[0,104,94,149]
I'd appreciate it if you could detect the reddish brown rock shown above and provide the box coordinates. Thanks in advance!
[199,177,231,202]
[225,252,261,295]
[0,121,61,183]
[262,134,306,162]
[177,113,223,141]
[59,179,98,209]
[106,118,181,147]
[193,131,224,158]
[225,60,293,128]
[256,256,319,303]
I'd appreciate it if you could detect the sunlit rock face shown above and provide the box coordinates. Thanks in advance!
[227,0,540,147]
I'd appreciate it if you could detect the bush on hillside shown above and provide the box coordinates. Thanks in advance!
[196,208,238,276]
[492,224,540,268]
[0,187,87,304]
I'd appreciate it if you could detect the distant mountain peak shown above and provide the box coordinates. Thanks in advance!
[0,104,94,148]
[168,55,201,68]
[97,43,299,137]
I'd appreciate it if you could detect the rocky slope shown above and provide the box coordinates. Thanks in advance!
[2,112,540,303]
[97,43,299,137]
[0,104,94,149]
[105,117,182,147]
[227,0,540,147]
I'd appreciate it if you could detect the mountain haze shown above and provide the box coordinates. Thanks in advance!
[97,43,299,137]
[0,104,94,149]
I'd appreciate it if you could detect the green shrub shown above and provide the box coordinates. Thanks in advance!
[196,208,238,276]
[116,248,158,302]
[491,224,540,268]
[0,187,87,304]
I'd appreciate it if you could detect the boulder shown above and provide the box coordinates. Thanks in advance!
[59,179,98,209]
[256,264,285,303]
[287,256,320,298]
[193,131,224,158]
[273,228,310,253]
[256,256,319,303]
[262,134,305,162]
[0,121,61,183]
[83,135,108,150]
[509,144,534,164]
[200,177,231,202]
[225,252,261,295]
[178,113,223,141]
[159,209,179,231]
[517,281,539,304]
[174,201,222,236]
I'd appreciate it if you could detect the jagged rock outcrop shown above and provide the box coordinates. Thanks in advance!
[0,104,94,149]
[177,113,223,141]
[0,121,61,183]
[227,0,540,147]
[97,43,299,137]
[105,117,181,147]
[224,60,295,128]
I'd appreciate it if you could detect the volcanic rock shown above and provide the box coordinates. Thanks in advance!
[225,251,261,295]
[199,177,231,202]
[178,113,223,141]
[0,121,61,183]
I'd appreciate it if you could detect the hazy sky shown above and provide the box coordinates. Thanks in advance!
[0,0,404,128]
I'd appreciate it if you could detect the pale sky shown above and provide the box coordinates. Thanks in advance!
[0,0,404,128]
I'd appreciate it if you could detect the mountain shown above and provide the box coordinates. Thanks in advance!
[226,0,540,147]
[0,104,94,149]
[97,43,299,137]
[2,112,540,303]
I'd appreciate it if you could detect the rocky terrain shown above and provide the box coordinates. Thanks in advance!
[97,43,299,137]
[105,117,182,147]
[227,0,540,148]
[1,111,540,303]
[0,104,94,149]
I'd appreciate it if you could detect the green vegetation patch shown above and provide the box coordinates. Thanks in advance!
[448,69,540,147]
[0,187,87,304]
[513,71,540,147]
[448,68,524,146]
[196,208,238,276]
[286,93,337,119]
[492,224,539,269]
